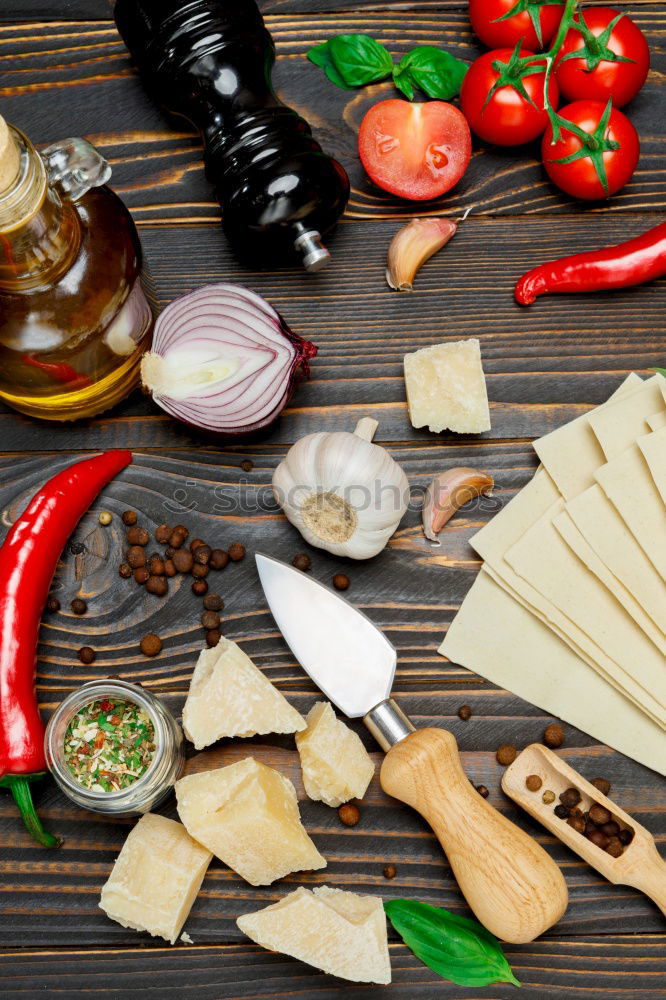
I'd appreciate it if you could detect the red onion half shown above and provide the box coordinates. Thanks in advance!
[141,283,317,434]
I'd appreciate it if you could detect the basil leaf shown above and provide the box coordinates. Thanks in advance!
[394,47,468,101]
[384,899,521,988]
[307,42,349,89]
[308,35,393,89]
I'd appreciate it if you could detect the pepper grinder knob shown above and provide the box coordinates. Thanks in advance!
[294,228,331,273]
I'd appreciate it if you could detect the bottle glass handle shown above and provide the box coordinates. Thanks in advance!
[41,137,112,201]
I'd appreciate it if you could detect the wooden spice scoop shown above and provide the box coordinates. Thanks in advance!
[502,744,666,916]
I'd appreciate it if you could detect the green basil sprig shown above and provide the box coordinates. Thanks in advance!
[384,899,521,988]
[308,34,467,101]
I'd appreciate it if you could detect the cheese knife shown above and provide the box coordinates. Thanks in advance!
[256,552,568,944]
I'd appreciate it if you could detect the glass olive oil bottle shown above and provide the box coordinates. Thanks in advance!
[0,117,154,420]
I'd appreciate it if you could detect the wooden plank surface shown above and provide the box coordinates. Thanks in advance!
[0,0,664,996]
[0,11,664,221]
[0,216,664,452]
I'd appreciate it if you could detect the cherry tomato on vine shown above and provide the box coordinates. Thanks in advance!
[460,47,559,145]
[542,99,640,200]
[358,100,472,201]
[468,0,564,52]
[555,7,650,107]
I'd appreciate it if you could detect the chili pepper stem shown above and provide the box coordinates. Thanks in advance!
[0,774,62,848]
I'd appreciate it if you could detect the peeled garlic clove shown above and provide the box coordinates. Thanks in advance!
[386,218,458,292]
[423,468,494,542]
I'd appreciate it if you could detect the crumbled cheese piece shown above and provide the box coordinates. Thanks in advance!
[237,886,391,984]
[180,932,194,944]
[99,813,211,944]
[296,701,374,807]
[182,639,305,750]
[404,338,491,434]
[175,758,326,886]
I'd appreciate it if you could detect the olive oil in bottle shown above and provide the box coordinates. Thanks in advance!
[0,117,155,420]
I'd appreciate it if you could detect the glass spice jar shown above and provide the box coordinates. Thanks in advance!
[45,678,184,815]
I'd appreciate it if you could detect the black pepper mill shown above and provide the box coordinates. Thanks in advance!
[114,0,350,271]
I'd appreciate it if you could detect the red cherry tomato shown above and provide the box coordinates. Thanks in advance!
[460,48,559,146]
[357,100,472,201]
[555,7,650,107]
[469,0,564,51]
[542,99,640,200]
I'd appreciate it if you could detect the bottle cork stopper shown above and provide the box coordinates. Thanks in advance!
[0,116,20,194]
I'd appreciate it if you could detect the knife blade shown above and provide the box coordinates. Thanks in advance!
[256,552,568,944]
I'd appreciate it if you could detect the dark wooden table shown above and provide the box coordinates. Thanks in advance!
[1,1,664,997]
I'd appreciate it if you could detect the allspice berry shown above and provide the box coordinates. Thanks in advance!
[192,562,209,579]
[70,598,87,615]
[192,580,208,596]
[333,573,350,591]
[559,787,581,808]
[205,628,222,647]
[46,596,61,612]
[126,525,150,546]
[134,566,150,584]
[586,829,609,849]
[122,510,138,526]
[172,548,194,573]
[567,814,586,834]
[146,575,168,597]
[496,744,516,766]
[78,646,96,665]
[201,610,221,630]
[525,774,542,792]
[228,542,245,562]
[240,459,254,472]
[588,804,612,826]
[457,705,472,721]
[338,803,360,827]
[292,553,312,572]
[476,784,490,798]
[118,563,132,579]
[155,524,172,543]
[127,545,146,568]
[590,777,611,796]
[606,837,624,858]
[190,538,206,552]
[209,549,229,570]
[383,864,397,880]
[194,544,212,565]
[140,633,162,657]
[164,559,177,577]
[543,723,565,748]
[203,594,224,612]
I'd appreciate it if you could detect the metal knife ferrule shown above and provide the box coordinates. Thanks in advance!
[363,698,415,752]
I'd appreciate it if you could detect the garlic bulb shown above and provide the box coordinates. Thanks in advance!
[273,418,409,560]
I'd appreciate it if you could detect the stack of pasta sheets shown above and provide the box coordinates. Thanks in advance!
[440,374,666,775]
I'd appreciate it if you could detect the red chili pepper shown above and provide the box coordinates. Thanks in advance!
[22,354,93,388]
[0,450,132,847]
[515,222,666,305]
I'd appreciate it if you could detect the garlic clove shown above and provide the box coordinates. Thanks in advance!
[423,468,494,542]
[386,217,458,292]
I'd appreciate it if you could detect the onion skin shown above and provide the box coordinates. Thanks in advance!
[423,468,494,542]
[141,283,317,436]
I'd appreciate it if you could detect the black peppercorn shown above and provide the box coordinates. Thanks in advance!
[476,784,490,798]
[240,459,253,472]
[457,704,472,721]
[46,596,61,612]
[554,804,570,819]
[69,541,85,555]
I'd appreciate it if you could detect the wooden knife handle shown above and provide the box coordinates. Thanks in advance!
[380,728,568,943]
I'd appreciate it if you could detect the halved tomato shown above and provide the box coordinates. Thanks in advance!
[358,99,472,201]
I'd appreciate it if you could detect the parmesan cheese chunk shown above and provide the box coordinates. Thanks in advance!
[237,886,391,985]
[99,813,212,944]
[296,701,374,807]
[404,338,491,434]
[175,758,326,886]
[182,639,306,750]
